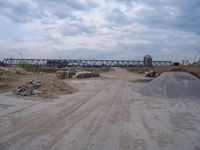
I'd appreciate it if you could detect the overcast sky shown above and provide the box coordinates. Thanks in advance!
[0,0,200,61]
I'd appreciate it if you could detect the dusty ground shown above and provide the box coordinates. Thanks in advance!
[0,73,74,98]
[0,68,200,150]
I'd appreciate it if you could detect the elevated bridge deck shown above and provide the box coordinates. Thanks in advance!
[3,58,173,67]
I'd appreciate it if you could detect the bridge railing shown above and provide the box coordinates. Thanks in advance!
[3,58,173,67]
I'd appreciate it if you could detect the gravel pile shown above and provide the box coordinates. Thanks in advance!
[13,80,42,96]
[139,72,200,98]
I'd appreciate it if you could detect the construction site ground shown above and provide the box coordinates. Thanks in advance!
[0,68,200,150]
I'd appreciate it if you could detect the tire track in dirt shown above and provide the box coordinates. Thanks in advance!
[0,88,101,149]
[50,79,123,150]
[82,80,126,150]
[82,79,129,150]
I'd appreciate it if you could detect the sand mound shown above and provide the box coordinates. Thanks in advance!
[0,67,31,75]
[39,77,74,96]
[139,72,200,98]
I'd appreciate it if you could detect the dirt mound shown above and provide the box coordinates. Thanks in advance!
[139,72,200,98]
[39,77,74,97]
[0,72,74,98]
[0,67,31,75]
[13,78,74,98]
[0,76,18,93]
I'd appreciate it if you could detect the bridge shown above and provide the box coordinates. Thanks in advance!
[3,58,173,67]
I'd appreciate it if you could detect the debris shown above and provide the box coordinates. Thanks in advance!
[56,70,76,79]
[13,80,42,96]
[144,70,160,78]
[75,71,100,79]
[56,70,65,79]
[56,70,100,79]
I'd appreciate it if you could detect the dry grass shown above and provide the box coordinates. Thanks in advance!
[0,67,31,75]
[21,66,113,74]
[152,65,200,79]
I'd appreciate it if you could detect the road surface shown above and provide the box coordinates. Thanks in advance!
[0,69,200,150]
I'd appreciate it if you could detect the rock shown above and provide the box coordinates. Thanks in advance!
[13,80,42,96]
[56,71,65,79]
[32,89,42,95]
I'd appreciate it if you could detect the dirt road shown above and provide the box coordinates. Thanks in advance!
[0,69,200,150]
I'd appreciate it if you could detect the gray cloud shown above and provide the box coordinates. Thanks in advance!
[106,8,132,25]
[39,0,97,11]
[111,0,200,34]
[0,0,200,61]
[0,1,43,23]
[0,0,97,23]
[62,22,96,36]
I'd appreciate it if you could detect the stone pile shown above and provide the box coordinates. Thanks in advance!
[56,71,65,79]
[75,71,100,79]
[56,70,76,79]
[13,80,41,96]
[56,70,100,79]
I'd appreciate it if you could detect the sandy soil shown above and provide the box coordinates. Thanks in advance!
[0,73,74,98]
[0,68,200,150]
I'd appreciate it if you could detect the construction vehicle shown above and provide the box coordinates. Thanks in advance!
[144,70,160,78]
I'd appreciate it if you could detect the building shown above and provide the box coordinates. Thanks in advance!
[144,55,152,67]
[182,58,189,65]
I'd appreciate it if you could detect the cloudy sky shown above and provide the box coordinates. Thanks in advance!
[0,0,200,62]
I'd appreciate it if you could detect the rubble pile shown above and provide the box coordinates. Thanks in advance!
[56,70,76,79]
[56,70,100,79]
[13,80,42,96]
[75,71,100,79]
[56,71,65,79]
